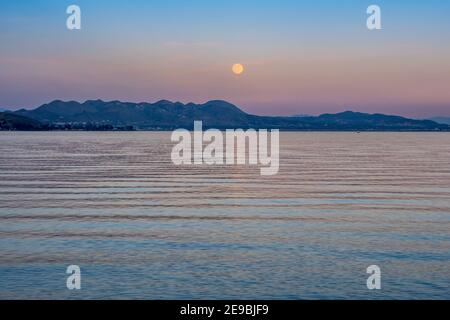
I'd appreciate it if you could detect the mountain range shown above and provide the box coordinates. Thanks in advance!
[1,99,449,131]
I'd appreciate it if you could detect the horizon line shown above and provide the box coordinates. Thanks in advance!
[2,98,450,119]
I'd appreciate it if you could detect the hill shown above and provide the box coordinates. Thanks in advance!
[0,112,43,130]
[428,117,450,125]
[12,100,450,131]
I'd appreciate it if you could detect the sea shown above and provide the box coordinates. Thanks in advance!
[0,132,449,299]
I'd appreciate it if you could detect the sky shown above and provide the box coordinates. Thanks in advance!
[1,0,450,117]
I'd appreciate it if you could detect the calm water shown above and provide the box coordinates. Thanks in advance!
[0,132,449,299]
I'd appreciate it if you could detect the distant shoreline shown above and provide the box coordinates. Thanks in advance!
[2,100,450,132]
[2,129,450,133]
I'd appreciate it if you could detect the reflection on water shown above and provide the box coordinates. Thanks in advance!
[0,132,449,299]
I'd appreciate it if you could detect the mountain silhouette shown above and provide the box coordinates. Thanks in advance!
[428,117,450,125]
[8,99,450,131]
[0,112,43,130]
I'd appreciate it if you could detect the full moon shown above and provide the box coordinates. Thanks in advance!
[232,63,244,75]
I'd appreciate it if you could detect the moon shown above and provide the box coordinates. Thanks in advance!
[232,63,244,75]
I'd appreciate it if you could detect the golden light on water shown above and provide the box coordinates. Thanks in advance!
[232,63,244,75]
